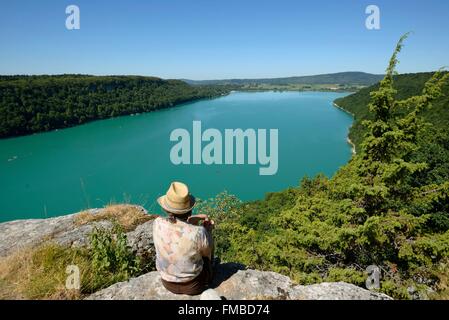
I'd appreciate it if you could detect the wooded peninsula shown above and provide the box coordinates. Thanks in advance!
[0,75,230,138]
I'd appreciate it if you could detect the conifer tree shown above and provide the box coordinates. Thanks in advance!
[357,33,449,216]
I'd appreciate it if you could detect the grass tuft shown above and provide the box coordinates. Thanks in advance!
[75,204,154,231]
[0,244,89,299]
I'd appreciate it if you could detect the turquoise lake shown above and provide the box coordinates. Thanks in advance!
[0,91,353,222]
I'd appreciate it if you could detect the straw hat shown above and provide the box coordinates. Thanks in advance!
[157,181,195,214]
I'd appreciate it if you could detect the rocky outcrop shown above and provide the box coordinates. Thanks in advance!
[0,208,392,300]
[126,220,155,262]
[87,263,391,300]
[0,207,154,259]
[0,211,99,257]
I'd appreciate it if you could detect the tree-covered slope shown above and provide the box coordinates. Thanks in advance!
[334,72,449,150]
[0,75,229,138]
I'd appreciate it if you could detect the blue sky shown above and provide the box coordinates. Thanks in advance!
[0,0,448,79]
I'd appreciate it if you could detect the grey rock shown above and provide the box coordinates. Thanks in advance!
[86,271,196,300]
[200,289,222,300]
[0,213,77,257]
[214,269,293,300]
[0,208,153,258]
[126,220,155,258]
[86,264,392,300]
[53,219,114,248]
[290,282,392,300]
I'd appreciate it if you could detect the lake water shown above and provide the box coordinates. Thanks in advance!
[0,91,353,222]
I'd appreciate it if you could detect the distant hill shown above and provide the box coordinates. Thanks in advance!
[183,72,384,86]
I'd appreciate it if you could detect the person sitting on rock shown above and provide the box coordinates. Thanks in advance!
[153,181,214,295]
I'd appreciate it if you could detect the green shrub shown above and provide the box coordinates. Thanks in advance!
[88,224,141,291]
[325,267,365,286]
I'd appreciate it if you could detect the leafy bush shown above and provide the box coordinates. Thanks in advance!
[88,224,141,290]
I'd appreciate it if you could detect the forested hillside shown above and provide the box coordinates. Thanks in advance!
[0,75,229,138]
[199,36,449,299]
[334,72,449,150]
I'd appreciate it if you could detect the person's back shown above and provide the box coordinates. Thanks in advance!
[152,181,214,295]
[153,216,212,283]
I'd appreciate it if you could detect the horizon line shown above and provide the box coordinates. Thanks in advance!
[9,70,445,82]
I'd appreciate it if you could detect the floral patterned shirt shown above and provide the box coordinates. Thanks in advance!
[153,217,213,283]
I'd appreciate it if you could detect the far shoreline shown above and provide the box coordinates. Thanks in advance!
[1,89,355,141]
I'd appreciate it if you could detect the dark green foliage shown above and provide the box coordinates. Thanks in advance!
[90,224,138,274]
[88,224,141,290]
[334,72,449,151]
[0,75,229,138]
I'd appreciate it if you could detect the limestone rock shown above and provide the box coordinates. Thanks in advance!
[86,263,392,300]
[290,282,392,300]
[0,213,78,257]
[126,220,155,260]
[0,208,152,258]
[200,289,222,300]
